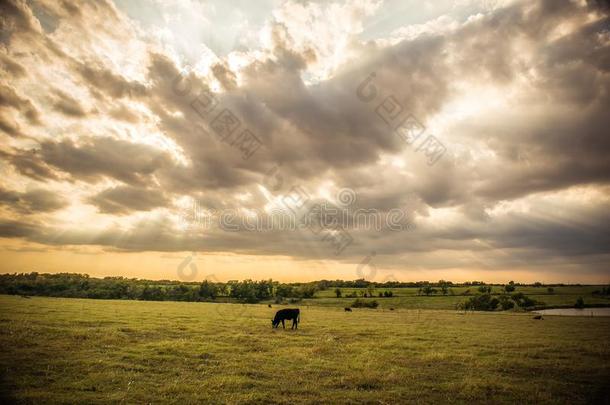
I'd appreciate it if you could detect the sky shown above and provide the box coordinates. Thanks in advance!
[0,0,609,283]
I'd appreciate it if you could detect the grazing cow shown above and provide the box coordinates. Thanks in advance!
[272,308,300,329]
[533,315,543,320]
[389,308,395,311]
[344,307,352,312]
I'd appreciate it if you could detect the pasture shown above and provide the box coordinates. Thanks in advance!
[303,285,609,310]
[1,295,609,404]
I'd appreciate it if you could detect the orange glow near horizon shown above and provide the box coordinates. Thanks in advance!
[1,240,607,284]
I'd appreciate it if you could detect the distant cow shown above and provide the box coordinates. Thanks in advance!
[268,304,272,308]
[389,308,395,311]
[272,308,300,329]
[533,315,543,320]
[344,307,352,312]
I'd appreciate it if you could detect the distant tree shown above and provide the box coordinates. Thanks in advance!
[533,282,543,287]
[140,285,165,301]
[296,284,317,299]
[462,294,499,311]
[511,292,539,309]
[351,299,379,308]
[498,295,515,310]
[198,281,218,300]
[504,284,516,293]
[478,285,492,294]
[353,279,370,288]
[547,287,554,294]
[421,285,435,296]
[575,297,585,309]
[275,284,295,298]
[334,288,342,298]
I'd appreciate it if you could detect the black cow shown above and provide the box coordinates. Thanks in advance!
[272,308,300,329]
[344,307,352,312]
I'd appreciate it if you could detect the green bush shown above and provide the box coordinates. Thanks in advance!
[478,285,492,294]
[504,284,516,293]
[351,299,379,308]
[462,294,499,311]
[499,295,515,310]
[511,292,539,309]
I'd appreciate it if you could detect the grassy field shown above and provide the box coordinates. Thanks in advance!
[302,286,609,310]
[1,295,609,404]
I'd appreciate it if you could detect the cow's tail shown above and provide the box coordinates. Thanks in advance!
[298,309,301,323]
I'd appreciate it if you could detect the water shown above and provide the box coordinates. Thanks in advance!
[533,308,610,317]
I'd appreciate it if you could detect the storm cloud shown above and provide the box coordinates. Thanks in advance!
[0,0,608,281]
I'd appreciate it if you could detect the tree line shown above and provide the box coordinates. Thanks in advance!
[0,273,316,303]
[1,273,603,305]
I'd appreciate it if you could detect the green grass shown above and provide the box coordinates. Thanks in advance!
[305,286,609,310]
[1,295,609,404]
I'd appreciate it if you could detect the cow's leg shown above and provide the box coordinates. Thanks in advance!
[282,319,285,329]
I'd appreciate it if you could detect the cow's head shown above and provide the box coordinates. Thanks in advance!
[271,318,278,328]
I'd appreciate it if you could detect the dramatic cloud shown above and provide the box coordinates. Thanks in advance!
[88,185,169,214]
[0,0,608,282]
[0,187,67,214]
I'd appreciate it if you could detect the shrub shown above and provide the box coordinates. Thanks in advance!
[461,291,538,311]
[420,285,436,296]
[478,285,492,294]
[351,299,379,309]
[499,295,515,310]
[462,294,499,311]
[511,292,539,309]
[575,297,585,309]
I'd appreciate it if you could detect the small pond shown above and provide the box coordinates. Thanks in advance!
[533,308,610,317]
